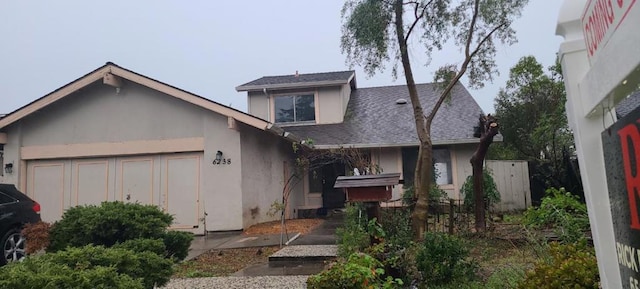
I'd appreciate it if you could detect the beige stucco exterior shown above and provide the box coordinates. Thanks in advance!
[239,123,303,228]
[246,84,350,125]
[0,65,303,234]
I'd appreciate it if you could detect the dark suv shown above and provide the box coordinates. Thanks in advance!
[0,184,41,265]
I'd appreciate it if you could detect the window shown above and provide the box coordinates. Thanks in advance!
[308,168,323,194]
[433,149,452,185]
[274,94,315,123]
[0,192,16,205]
[401,147,452,187]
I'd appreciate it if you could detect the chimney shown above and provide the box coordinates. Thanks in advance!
[295,70,299,78]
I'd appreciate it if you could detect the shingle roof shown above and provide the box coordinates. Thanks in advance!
[616,90,640,118]
[283,82,485,148]
[236,71,355,91]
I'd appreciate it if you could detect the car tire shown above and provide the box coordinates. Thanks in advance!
[1,228,26,265]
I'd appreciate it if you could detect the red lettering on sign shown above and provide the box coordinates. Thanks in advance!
[618,122,640,230]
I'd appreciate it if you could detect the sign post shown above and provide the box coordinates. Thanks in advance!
[558,1,640,288]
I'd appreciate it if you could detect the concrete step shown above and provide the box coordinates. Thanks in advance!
[268,245,338,266]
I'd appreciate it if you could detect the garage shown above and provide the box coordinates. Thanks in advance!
[25,152,203,233]
[0,62,296,233]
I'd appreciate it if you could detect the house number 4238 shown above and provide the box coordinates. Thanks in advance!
[213,159,231,165]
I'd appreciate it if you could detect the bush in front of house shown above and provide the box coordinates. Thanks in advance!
[48,202,172,250]
[460,168,500,210]
[112,238,167,256]
[163,230,194,261]
[307,252,403,289]
[0,247,150,289]
[48,201,193,261]
[415,232,478,286]
[336,203,370,258]
[522,187,589,244]
[21,221,52,254]
[41,244,172,289]
[518,242,599,289]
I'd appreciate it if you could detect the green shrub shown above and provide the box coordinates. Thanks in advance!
[485,265,527,289]
[402,184,447,206]
[40,245,173,289]
[0,258,144,289]
[163,230,194,261]
[518,242,599,289]
[307,253,403,289]
[378,208,415,282]
[336,203,370,258]
[113,238,166,256]
[48,202,173,251]
[460,168,500,210]
[522,187,589,243]
[416,232,477,286]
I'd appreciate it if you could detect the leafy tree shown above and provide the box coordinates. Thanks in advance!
[341,0,528,236]
[493,56,574,189]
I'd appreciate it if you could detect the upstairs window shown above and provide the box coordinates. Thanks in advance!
[274,94,315,123]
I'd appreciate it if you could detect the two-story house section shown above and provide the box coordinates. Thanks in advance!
[237,70,486,212]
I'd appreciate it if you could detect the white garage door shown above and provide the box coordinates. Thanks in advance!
[26,153,203,233]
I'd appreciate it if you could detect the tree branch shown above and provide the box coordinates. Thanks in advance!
[465,0,480,58]
[404,0,432,44]
[469,22,508,59]
[427,20,508,126]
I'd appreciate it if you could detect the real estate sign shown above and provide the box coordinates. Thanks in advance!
[603,106,640,287]
[582,0,637,62]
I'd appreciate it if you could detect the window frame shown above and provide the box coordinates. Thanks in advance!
[271,92,317,124]
[0,191,17,205]
[433,148,453,186]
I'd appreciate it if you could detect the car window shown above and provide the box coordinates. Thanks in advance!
[0,192,17,205]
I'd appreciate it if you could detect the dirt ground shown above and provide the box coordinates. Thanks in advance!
[174,218,324,278]
[173,246,280,278]
[242,218,324,235]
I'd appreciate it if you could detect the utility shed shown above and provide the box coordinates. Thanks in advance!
[334,173,400,202]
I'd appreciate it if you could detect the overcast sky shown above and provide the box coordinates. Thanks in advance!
[0,1,564,115]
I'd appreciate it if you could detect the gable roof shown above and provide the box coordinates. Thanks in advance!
[236,70,355,91]
[0,62,272,132]
[283,83,485,148]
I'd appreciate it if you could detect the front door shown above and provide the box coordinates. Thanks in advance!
[322,163,346,209]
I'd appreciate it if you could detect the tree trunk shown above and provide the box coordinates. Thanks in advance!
[470,115,499,233]
[471,155,485,232]
[412,139,433,239]
[393,0,432,239]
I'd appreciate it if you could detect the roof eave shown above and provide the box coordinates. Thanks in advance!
[235,79,350,92]
[0,63,273,133]
[311,138,502,149]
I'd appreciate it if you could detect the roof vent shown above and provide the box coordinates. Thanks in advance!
[396,98,408,105]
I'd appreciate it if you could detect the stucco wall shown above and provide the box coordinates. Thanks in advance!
[240,124,302,229]
[371,147,404,201]
[341,83,352,118]
[247,91,269,121]
[2,79,251,232]
[316,86,343,124]
[202,113,243,231]
[246,85,345,125]
[19,82,204,146]
[451,144,476,200]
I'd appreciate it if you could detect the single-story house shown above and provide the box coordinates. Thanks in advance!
[0,63,304,235]
[236,70,489,209]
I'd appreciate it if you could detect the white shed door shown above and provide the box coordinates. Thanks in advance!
[26,153,202,233]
